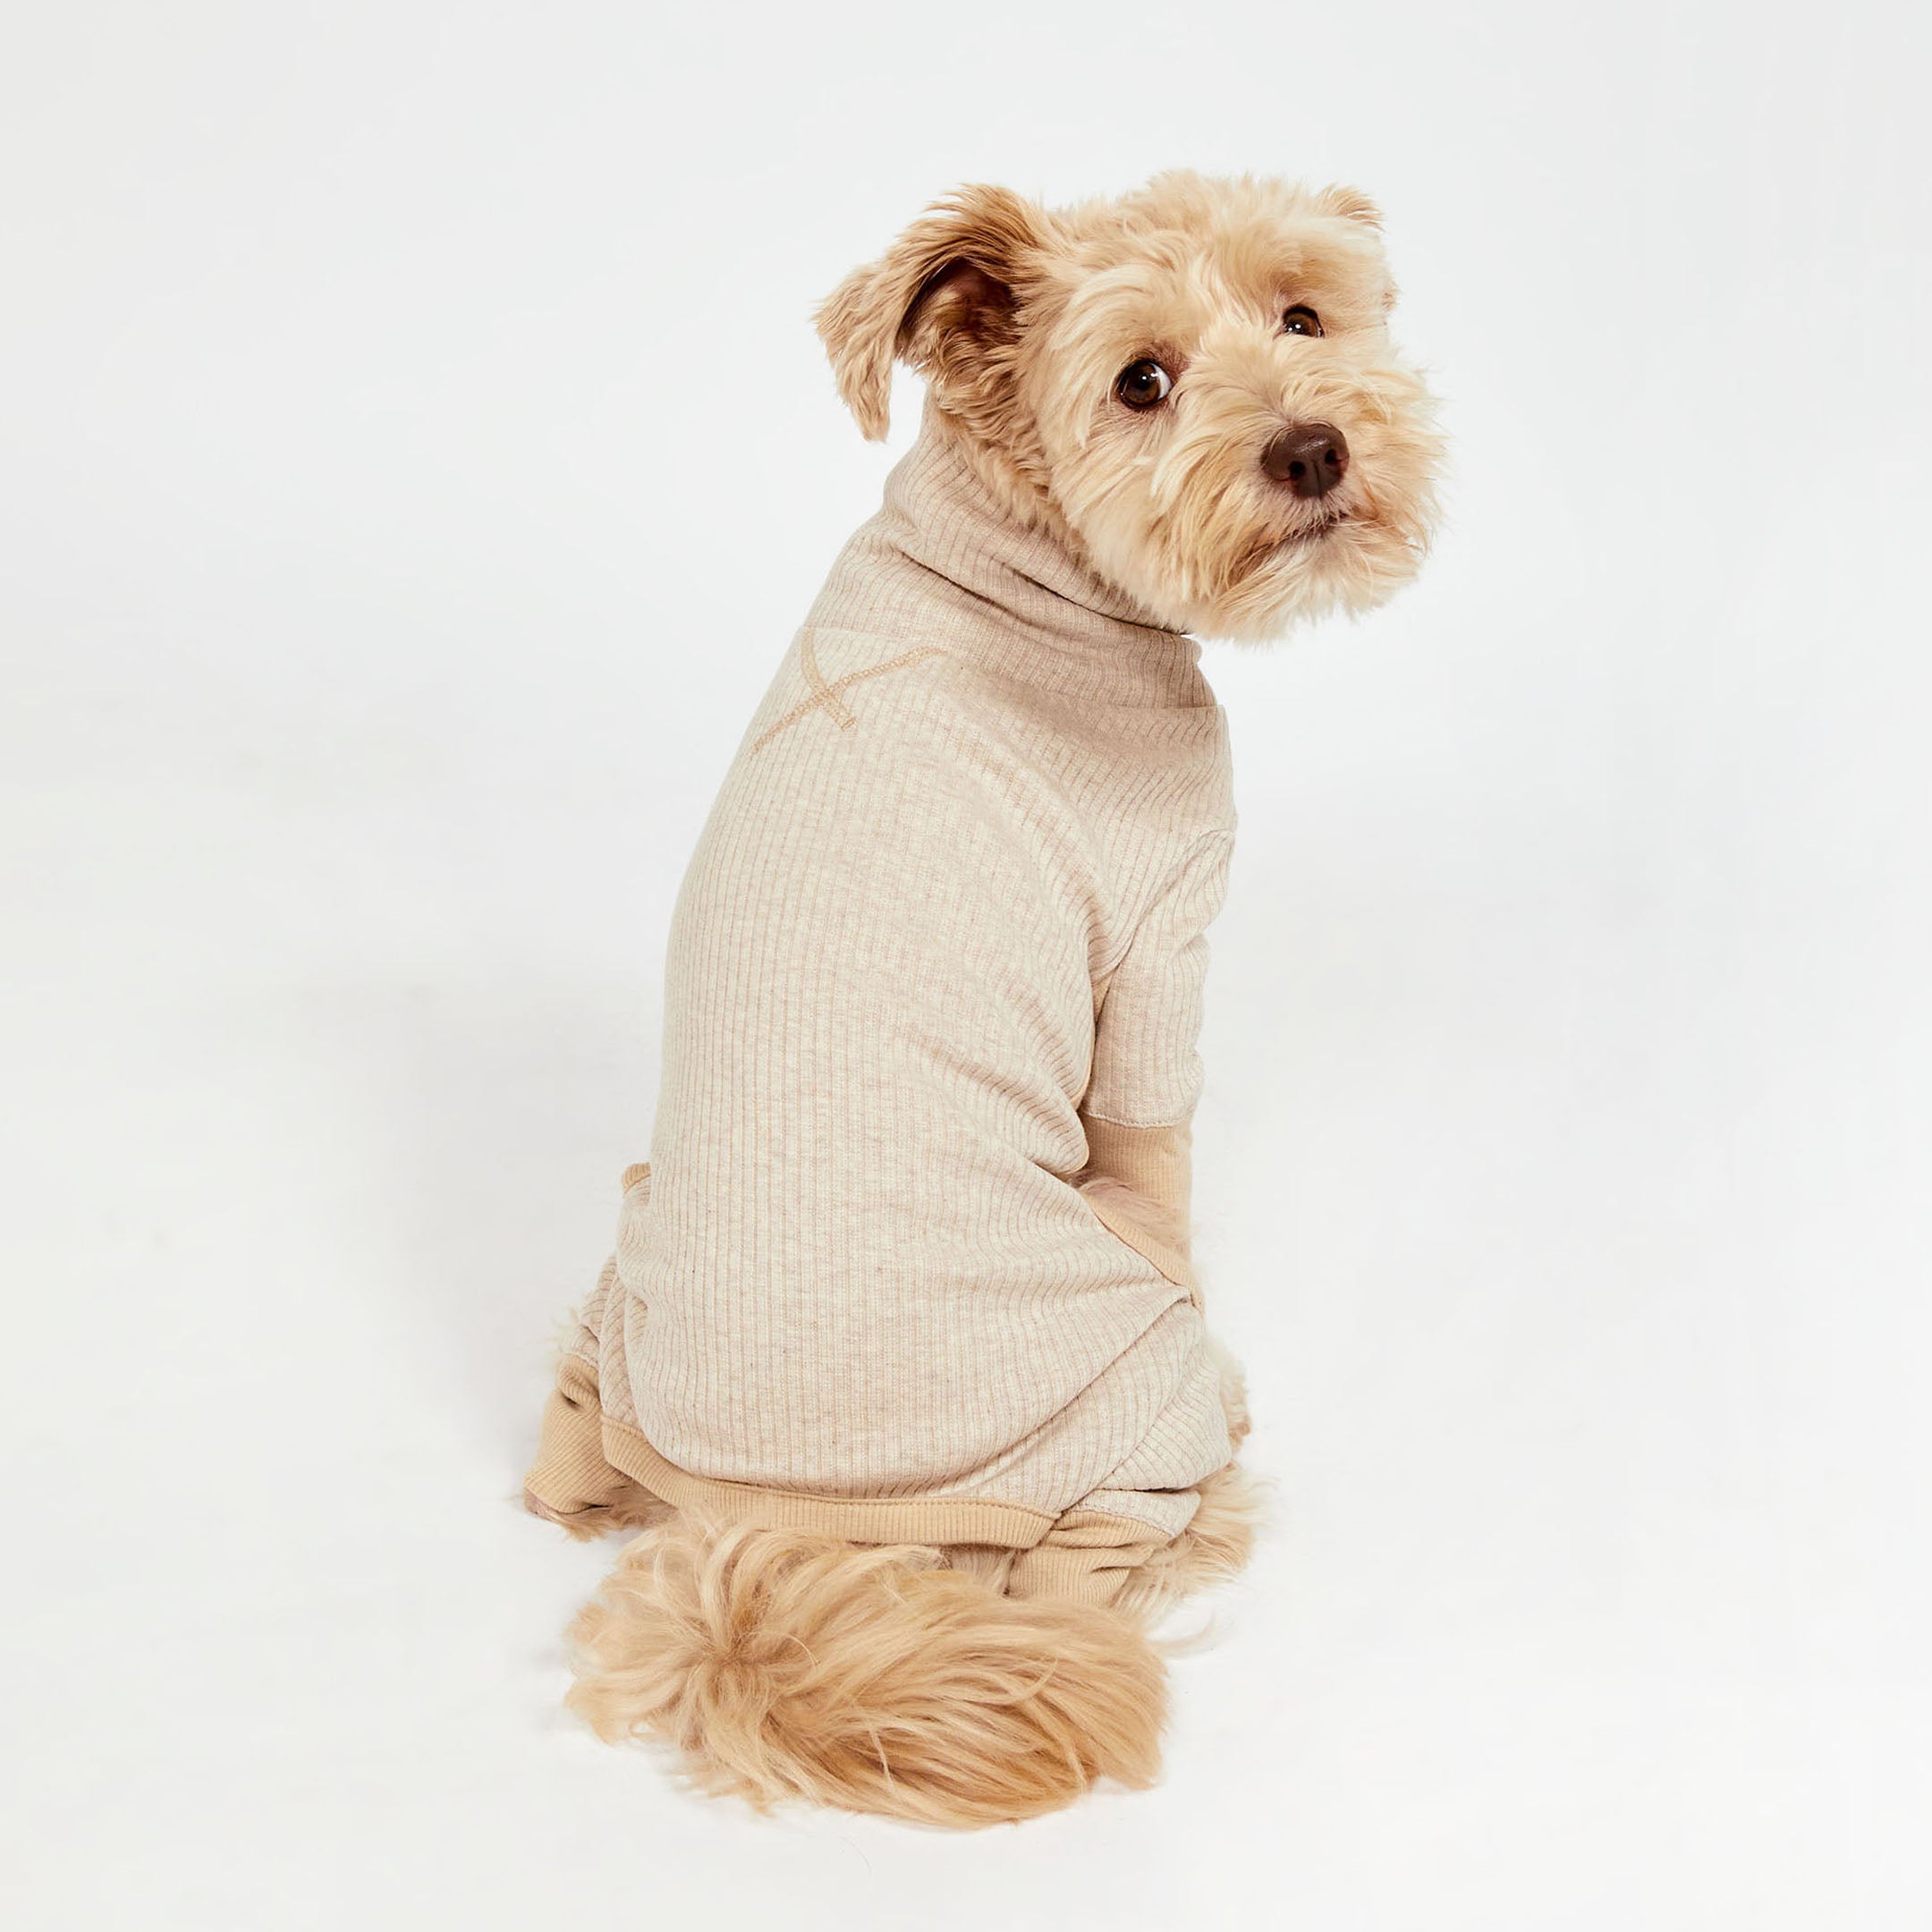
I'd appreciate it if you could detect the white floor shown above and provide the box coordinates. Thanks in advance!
[5,4,1928,1927]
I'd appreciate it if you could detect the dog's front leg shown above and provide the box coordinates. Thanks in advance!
[523,1232,668,1540]
[1074,832,1232,1301]
[1075,1110,1196,1292]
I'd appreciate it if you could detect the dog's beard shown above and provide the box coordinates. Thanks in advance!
[1224,491,1441,640]
[1232,502,1352,575]
[1078,463,1436,643]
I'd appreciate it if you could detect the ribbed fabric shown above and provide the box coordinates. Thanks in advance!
[547,411,1238,1547]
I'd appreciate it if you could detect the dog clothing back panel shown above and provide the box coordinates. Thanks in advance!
[543,414,1239,1563]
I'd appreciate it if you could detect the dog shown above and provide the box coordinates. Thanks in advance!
[522,170,1441,1826]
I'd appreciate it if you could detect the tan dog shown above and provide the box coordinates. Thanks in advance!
[523,171,1441,1826]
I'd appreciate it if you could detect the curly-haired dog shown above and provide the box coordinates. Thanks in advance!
[523,171,1442,1826]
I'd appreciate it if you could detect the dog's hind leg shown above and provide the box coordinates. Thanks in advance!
[523,1349,669,1542]
[1104,1460,1264,1621]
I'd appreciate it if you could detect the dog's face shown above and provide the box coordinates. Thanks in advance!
[818,172,1441,642]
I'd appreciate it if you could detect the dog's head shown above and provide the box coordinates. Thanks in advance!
[818,171,1442,641]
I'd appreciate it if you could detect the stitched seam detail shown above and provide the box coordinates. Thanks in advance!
[1079,1108,1194,1131]
[800,631,855,729]
[750,645,942,754]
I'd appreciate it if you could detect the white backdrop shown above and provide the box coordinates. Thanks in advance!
[4,3,1928,1927]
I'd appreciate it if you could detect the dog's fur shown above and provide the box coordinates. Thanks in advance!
[532,172,1438,1826]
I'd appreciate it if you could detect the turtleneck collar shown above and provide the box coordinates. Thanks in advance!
[803,407,1215,710]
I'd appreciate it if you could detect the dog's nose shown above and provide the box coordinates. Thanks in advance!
[1262,422,1349,498]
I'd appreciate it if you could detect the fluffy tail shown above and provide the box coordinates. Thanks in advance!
[565,1514,1166,1827]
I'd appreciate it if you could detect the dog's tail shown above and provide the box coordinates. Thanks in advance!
[564,1513,1166,1826]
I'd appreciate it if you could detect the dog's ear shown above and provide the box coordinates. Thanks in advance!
[1314,183,1384,230]
[1312,183,1397,309]
[816,185,1049,441]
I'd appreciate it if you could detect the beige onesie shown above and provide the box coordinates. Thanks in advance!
[526,412,1241,1604]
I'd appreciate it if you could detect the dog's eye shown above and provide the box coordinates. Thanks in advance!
[1115,360,1174,411]
[1281,306,1324,337]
